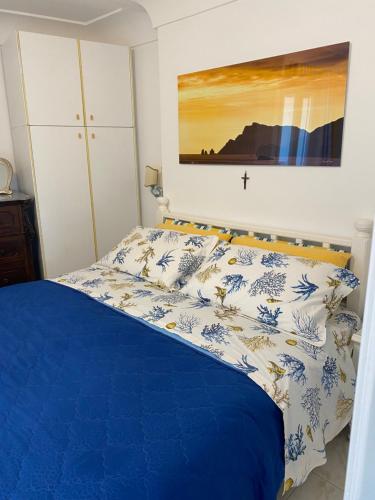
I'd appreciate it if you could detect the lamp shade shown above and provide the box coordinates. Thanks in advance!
[144,165,159,187]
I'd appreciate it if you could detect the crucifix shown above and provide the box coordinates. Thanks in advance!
[241,171,249,190]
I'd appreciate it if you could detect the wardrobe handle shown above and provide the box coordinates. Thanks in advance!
[76,113,80,120]
[90,114,94,121]
[78,132,82,139]
[91,133,96,139]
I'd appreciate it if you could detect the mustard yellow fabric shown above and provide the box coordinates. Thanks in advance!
[231,235,351,267]
[157,219,232,241]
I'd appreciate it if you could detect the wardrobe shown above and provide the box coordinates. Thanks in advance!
[2,31,139,278]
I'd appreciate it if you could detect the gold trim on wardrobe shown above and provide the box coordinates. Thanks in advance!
[129,47,142,226]
[77,39,99,261]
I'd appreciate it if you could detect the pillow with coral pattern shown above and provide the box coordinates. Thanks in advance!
[98,227,218,288]
[183,242,359,346]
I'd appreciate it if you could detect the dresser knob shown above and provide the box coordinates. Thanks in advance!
[0,277,9,285]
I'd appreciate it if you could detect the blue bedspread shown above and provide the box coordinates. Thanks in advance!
[0,281,284,500]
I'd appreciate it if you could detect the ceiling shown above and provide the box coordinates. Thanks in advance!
[0,1,240,29]
[0,0,138,25]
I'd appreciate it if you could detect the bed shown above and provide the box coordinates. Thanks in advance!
[0,208,372,499]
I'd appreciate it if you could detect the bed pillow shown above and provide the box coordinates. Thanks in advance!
[98,227,218,288]
[231,235,351,267]
[157,218,232,241]
[183,242,359,346]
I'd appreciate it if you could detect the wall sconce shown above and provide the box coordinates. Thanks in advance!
[144,165,163,198]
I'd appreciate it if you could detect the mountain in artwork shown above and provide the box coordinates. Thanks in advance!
[217,118,344,163]
[179,118,344,166]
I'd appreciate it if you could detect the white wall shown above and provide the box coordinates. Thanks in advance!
[133,40,161,226]
[0,59,15,186]
[157,0,375,237]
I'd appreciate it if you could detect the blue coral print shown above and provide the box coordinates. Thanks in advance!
[321,357,339,396]
[222,274,248,293]
[163,231,181,243]
[297,340,323,360]
[201,323,230,344]
[142,306,171,322]
[190,290,212,309]
[176,313,200,334]
[236,248,256,266]
[234,355,258,374]
[208,245,230,262]
[185,236,205,247]
[156,251,175,272]
[285,425,306,463]
[133,289,154,298]
[178,253,205,277]
[257,305,282,327]
[335,312,359,331]
[248,271,287,297]
[292,311,320,343]
[292,274,318,301]
[153,291,187,305]
[334,268,359,289]
[301,387,321,430]
[279,354,306,385]
[97,291,113,302]
[113,247,131,265]
[261,252,289,268]
[147,229,164,242]
[82,278,103,288]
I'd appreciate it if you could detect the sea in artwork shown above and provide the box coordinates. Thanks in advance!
[178,43,349,167]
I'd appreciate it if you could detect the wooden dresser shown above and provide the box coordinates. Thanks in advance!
[0,192,38,287]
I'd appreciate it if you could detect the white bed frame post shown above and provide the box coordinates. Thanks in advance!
[156,196,169,224]
[347,218,373,318]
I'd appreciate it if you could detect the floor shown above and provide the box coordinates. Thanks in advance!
[278,428,349,499]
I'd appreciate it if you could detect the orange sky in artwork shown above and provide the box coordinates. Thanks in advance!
[178,43,349,154]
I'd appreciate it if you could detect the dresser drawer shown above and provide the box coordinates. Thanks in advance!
[0,205,22,236]
[0,236,26,264]
[0,267,28,287]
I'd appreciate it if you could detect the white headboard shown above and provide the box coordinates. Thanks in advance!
[156,197,373,318]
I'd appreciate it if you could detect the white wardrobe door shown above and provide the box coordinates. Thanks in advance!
[80,41,133,127]
[30,126,95,278]
[19,32,83,126]
[87,127,139,258]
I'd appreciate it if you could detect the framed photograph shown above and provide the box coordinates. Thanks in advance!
[178,42,349,167]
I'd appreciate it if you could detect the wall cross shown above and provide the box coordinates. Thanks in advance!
[242,171,249,190]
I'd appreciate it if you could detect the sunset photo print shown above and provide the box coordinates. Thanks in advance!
[178,42,349,166]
